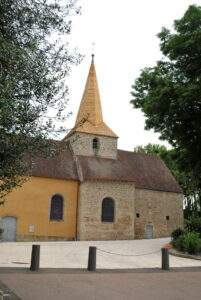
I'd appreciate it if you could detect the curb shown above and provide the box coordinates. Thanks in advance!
[0,267,201,274]
[169,248,201,261]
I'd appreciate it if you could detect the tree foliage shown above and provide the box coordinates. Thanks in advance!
[131,5,201,182]
[0,0,81,199]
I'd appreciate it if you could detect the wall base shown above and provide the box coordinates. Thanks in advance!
[16,235,75,242]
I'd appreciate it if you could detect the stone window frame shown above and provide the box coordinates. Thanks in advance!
[166,215,170,220]
[101,197,115,223]
[49,194,65,222]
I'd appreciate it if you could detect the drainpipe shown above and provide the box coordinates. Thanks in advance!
[68,141,82,241]
[75,181,80,241]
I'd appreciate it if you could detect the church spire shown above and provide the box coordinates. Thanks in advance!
[67,55,117,138]
[75,55,103,126]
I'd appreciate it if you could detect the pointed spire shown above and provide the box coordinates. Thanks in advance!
[75,55,103,126]
[66,56,117,138]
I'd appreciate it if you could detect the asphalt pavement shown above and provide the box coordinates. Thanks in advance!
[0,268,201,300]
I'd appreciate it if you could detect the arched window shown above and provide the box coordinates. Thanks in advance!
[101,198,114,222]
[50,194,63,220]
[92,137,99,153]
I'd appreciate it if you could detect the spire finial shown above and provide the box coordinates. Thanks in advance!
[91,42,95,62]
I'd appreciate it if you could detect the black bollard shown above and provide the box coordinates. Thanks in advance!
[30,244,40,271]
[88,246,96,271]
[161,248,170,271]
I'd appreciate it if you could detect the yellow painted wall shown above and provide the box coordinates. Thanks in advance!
[0,177,78,240]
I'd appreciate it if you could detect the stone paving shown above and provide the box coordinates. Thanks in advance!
[0,238,200,269]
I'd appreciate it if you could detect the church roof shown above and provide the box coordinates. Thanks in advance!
[30,143,78,180]
[77,150,182,193]
[66,56,117,138]
[30,144,182,193]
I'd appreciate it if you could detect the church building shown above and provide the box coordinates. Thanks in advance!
[0,56,183,241]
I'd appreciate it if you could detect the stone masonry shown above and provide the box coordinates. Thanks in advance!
[78,180,135,240]
[69,132,117,159]
[134,188,184,239]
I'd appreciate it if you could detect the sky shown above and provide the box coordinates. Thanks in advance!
[64,0,200,151]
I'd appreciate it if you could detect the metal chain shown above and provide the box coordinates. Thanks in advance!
[97,248,161,257]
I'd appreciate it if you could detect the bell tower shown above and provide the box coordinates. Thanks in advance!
[65,55,118,159]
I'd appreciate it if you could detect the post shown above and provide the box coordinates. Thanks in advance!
[88,246,96,271]
[30,244,40,271]
[161,248,170,270]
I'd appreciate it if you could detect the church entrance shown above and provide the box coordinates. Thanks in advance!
[145,224,153,239]
[2,216,17,241]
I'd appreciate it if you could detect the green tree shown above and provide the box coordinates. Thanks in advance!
[134,144,201,217]
[0,0,81,200]
[131,5,201,183]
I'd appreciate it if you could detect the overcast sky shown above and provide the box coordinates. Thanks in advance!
[64,0,200,151]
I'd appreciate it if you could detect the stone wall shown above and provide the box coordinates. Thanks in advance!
[68,132,117,159]
[78,180,135,240]
[134,188,184,239]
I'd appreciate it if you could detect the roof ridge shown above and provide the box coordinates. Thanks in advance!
[118,149,159,157]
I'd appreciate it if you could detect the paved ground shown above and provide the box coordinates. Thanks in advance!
[0,239,201,299]
[0,238,201,269]
[0,268,201,300]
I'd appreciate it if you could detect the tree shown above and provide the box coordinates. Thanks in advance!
[131,5,201,183]
[134,144,201,217]
[0,0,81,199]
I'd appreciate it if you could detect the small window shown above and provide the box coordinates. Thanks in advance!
[136,213,140,218]
[101,198,114,222]
[92,138,99,153]
[166,216,170,220]
[50,194,63,220]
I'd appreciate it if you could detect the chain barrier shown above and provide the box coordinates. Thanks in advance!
[97,248,161,257]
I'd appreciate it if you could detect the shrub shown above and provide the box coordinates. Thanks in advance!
[185,217,201,237]
[175,235,185,251]
[175,232,201,254]
[171,228,185,241]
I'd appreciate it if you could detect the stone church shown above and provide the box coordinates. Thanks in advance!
[0,56,183,241]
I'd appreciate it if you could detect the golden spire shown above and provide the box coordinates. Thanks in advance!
[68,55,117,138]
[75,55,103,126]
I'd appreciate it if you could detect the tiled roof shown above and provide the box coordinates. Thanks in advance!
[30,143,78,181]
[68,120,118,138]
[30,144,182,193]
